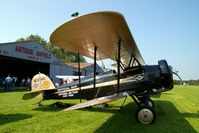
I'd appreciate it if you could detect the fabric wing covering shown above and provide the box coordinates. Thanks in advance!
[62,92,126,112]
[50,11,144,65]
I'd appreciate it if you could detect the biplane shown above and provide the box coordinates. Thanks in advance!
[22,11,173,124]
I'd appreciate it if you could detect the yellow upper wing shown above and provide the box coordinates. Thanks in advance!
[50,11,144,65]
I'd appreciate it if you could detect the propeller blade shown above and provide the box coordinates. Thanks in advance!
[62,92,128,112]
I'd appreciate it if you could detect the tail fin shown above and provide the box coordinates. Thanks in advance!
[31,73,55,92]
[22,73,55,100]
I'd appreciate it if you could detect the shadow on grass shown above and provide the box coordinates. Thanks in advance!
[33,101,124,114]
[32,102,73,112]
[80,106,120,114]
[30,100,199,132]
[0,113,32,125]
[91,100,199,133]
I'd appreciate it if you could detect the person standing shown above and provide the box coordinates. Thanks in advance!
[4,75,13,91]
[26,77,31,90]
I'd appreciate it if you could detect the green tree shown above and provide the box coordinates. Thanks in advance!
[16,34,86,63]
[16,34,47,46]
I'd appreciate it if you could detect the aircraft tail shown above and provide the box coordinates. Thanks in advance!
[22,73,55,100]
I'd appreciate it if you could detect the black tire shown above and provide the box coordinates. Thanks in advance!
[147,99,154,109]
[101,103,108,109]
[139,98,154,109]
[136,106,156,124]
[38,102,42,106]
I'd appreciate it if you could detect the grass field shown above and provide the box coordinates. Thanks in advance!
[0,85,199,133]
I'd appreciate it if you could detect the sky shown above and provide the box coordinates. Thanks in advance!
[0,0,199,80]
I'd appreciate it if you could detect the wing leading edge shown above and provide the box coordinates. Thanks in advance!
[50,11,144,65]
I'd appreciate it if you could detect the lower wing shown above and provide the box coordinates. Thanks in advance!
[62,91,134,112]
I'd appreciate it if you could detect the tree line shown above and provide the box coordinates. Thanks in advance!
[174,79,199,86]
[16,34,86,63]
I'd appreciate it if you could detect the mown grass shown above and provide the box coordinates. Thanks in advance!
[0,85,199,133]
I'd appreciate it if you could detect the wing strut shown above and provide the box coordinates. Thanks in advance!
[129,54,142,67]
[117,39,121,93]
[93,46,97,98]
[78,52,82,103]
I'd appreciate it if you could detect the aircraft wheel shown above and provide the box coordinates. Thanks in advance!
[146,99,154,109]
[140,99,154,109]
[101,103,108,109]
[136,107,156,124]
[86,106,93,109]
[38,102,42,106]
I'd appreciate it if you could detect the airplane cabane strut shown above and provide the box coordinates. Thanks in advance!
[115,38,144,78]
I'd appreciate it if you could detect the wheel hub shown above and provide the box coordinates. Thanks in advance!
[138,108,154,124]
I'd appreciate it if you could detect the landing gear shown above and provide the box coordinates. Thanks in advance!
[136,106,156,124]
[38,102,43,106]
[131,95,156,124]
[140,98,154,109]
[100,103,108,109]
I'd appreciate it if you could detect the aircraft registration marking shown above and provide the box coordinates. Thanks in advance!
[33,77,46,83]
[59,90,78,97]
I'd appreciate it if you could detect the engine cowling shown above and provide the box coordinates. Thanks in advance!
[158,60,173,90]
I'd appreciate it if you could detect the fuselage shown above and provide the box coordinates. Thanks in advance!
[43,60,173,100]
